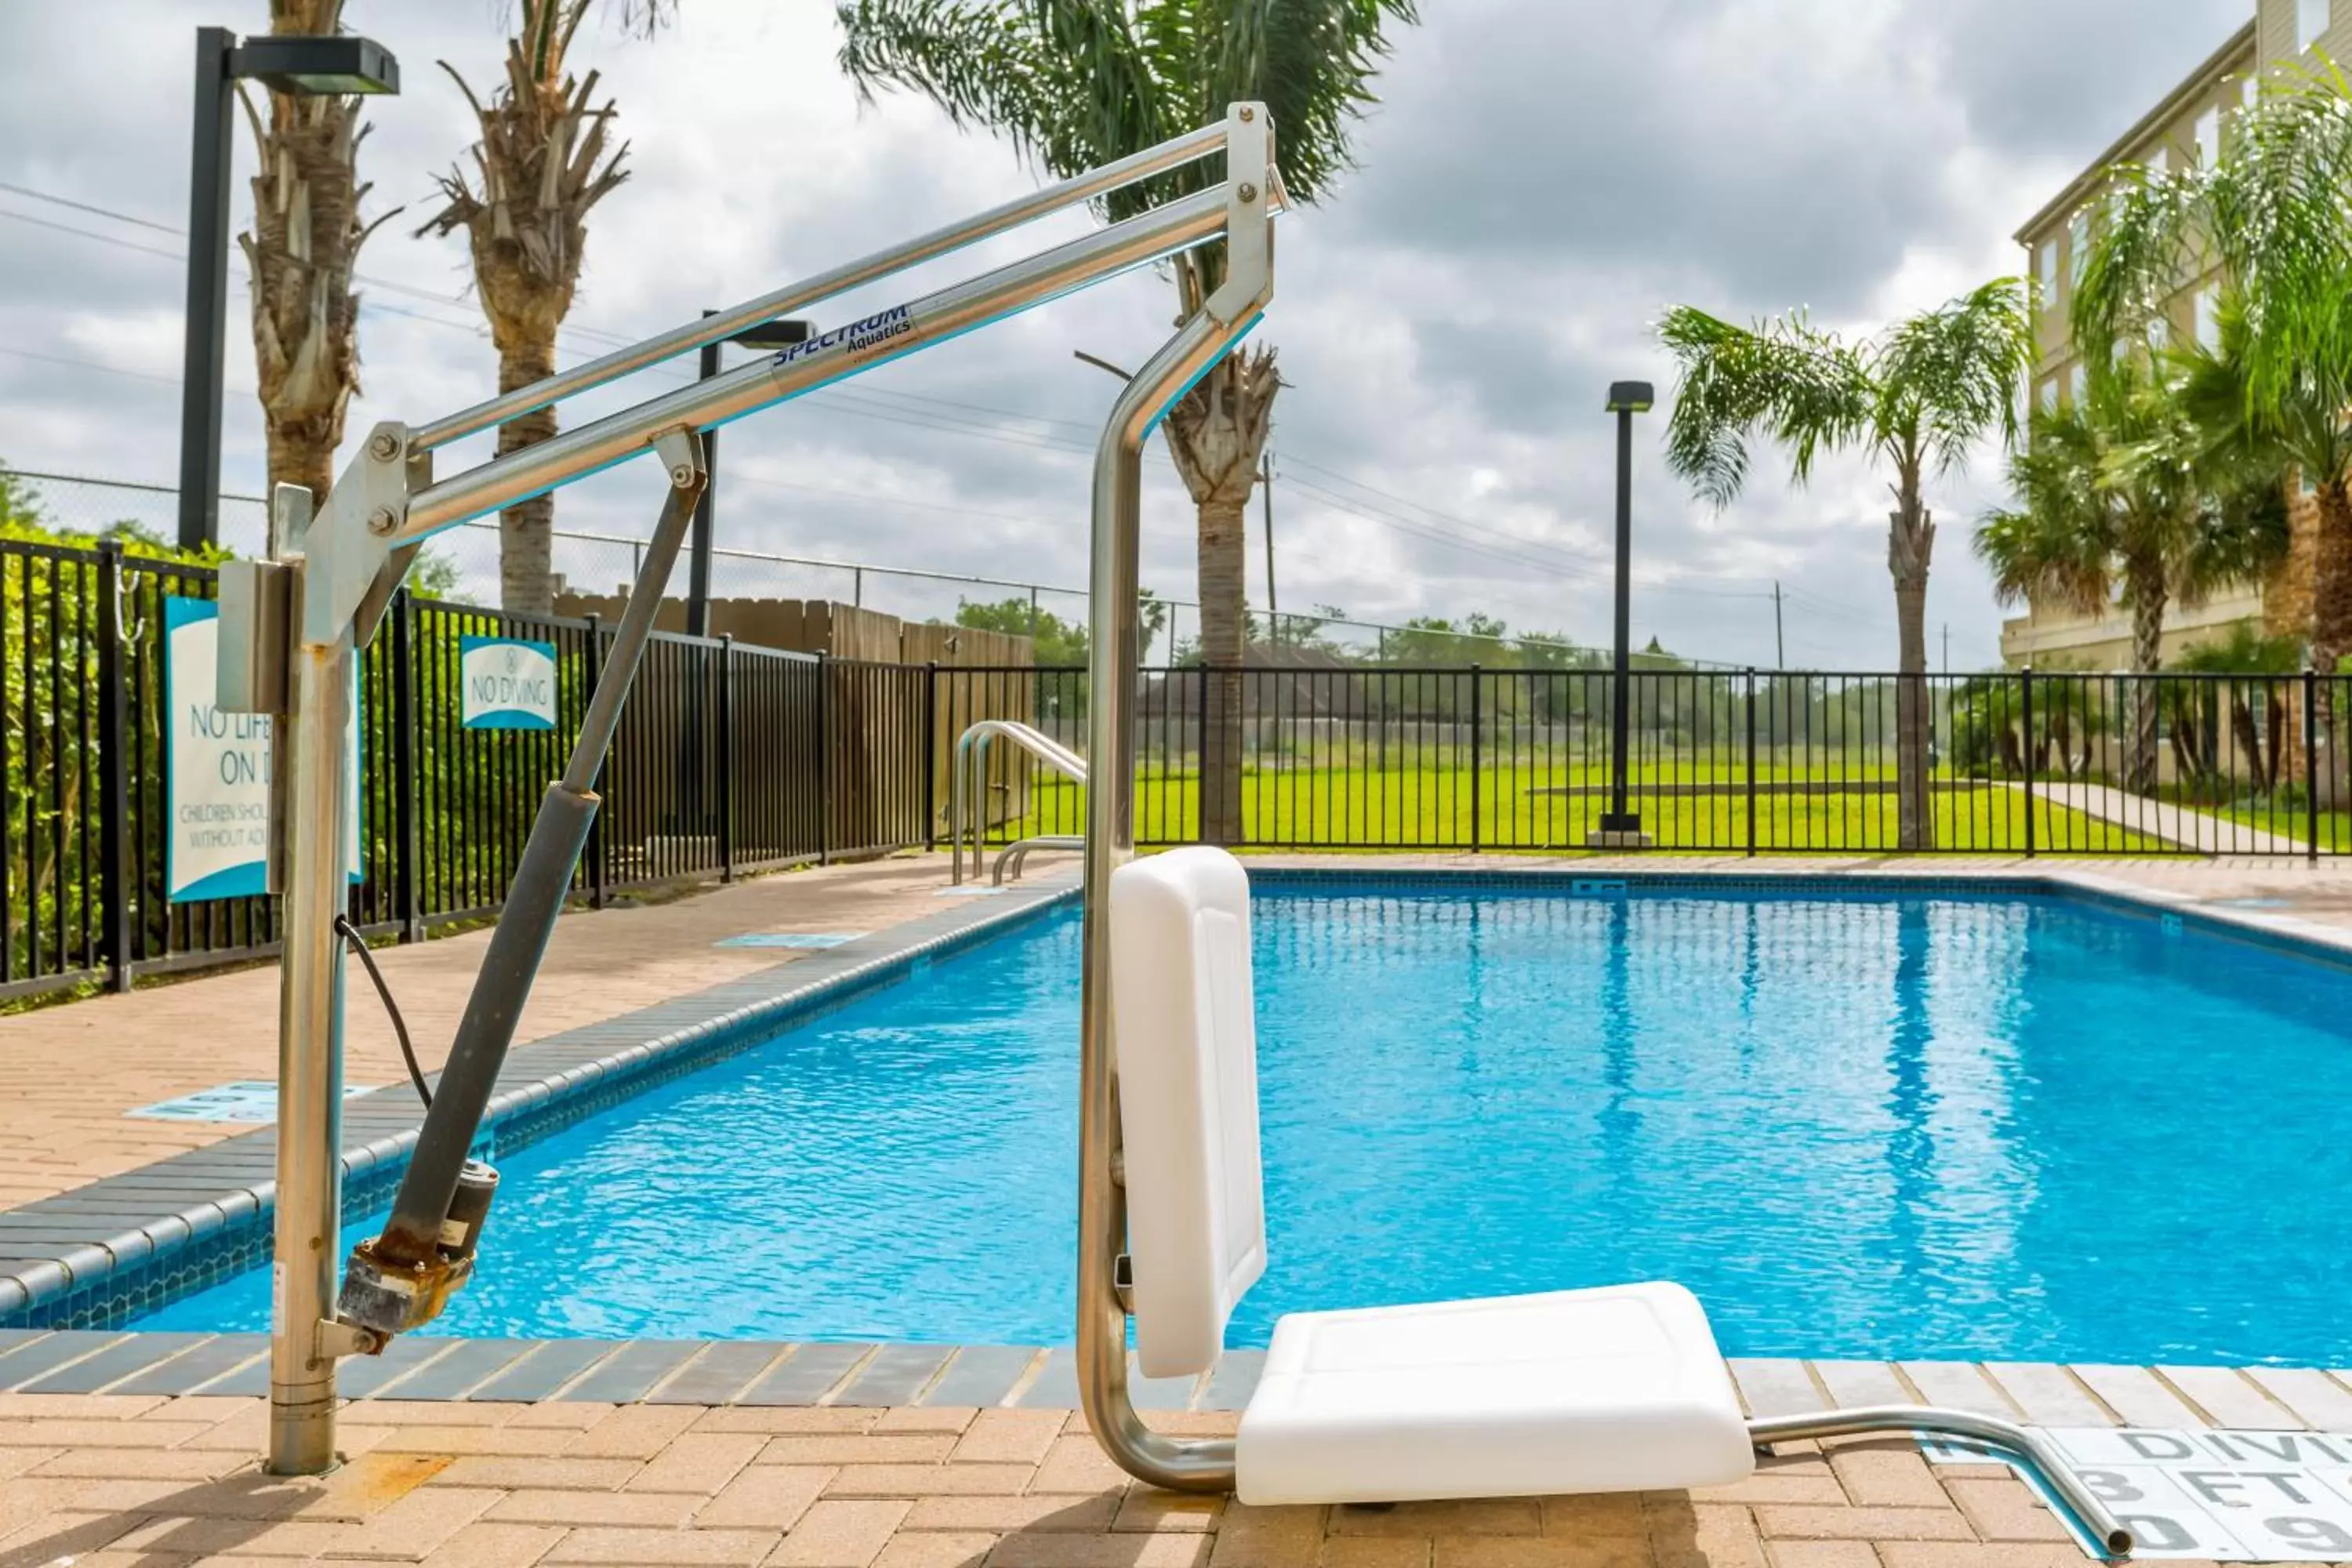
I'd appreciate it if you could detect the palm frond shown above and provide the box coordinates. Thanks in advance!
[836,1,1071,172]
[1196,0,1418,204]
[1657,305,1873,507]
[1876,278,2035,477]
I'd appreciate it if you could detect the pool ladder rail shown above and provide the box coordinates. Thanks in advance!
[949,720,1086,887]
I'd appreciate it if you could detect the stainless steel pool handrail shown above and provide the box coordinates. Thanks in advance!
[412,122,1232,453]
[994,835,1084,884]
[1751,1408,2132,1561]
[232,100,1281,1479]
[950,720,1086,886]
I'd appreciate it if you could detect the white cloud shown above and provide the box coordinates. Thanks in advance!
[0,0,2256,670]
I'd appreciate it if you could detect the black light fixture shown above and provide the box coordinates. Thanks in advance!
[231,34,400,96]
[687,315,815,634]
[725,319,815,352]
[177,27,401,551]
[1591,380,1656,849]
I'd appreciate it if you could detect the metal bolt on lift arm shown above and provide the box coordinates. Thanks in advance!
[220,103,1283,1477]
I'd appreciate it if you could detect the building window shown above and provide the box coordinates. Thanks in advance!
[2040,379,2060,415]
[2147,315,2170,350]
[2070,214,2091,285]
[2300,0,2330,53]
[2071,363,2088,405]
[2243,75,2259,114]
[2196,107,2221,165]
[2038,241,2059,303]
[2196,287,2220,351]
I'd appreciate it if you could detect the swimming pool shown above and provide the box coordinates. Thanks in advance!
[139,879,2352,1364]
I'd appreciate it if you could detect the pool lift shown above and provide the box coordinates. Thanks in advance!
[224,102,2132,1562]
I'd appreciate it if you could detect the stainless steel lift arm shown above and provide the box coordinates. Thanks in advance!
[234,103,1279,1478]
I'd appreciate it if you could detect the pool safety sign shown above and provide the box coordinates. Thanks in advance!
[1922,1426,2352,1560]
[163,597,360,902]
[459,635,558,731]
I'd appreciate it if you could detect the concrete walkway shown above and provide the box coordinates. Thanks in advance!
[2017,781,2310,855]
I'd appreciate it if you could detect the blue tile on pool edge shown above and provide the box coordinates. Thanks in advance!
[646,1341,793,1405]
[16,1332,212,1395]
[111,1334,265,1396]
[374,1338,541,1399]
[336,1335,461,1399]
[467,1340,624,1402]
[183,1338,275,1396]
[1201,1350,1265,1410]
[837,1344,952,1406]
[0,1330,125,1389]
[554,1340,701,1403]
[739,1343,874,1405]
[1016,1348,1080,1408]
[923,1346,1041,1409]
[1129,1356,1198,1411]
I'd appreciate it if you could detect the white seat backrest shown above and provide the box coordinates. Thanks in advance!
[1109,847,1268,1378]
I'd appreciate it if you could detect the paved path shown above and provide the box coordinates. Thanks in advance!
[2015,782,2310,855]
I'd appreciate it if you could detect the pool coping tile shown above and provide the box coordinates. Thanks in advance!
[15,860,2352,1409]
[0,875,1077,1337]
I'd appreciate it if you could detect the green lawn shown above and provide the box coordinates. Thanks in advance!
[992,764,2162,855]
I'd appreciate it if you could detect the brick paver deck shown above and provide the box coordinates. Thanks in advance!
[0,1387,2290,1568]
[0,855,1025,1210]
[8,851,2352,1564]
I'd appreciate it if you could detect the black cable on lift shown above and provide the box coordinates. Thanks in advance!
[335,915,433,1109]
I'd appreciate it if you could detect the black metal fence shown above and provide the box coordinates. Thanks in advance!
[8,529,2345,1004]
[944,664,2352,861]
[0,539,890,1004]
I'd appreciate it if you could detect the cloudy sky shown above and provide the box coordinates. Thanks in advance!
[0,0,2253,668]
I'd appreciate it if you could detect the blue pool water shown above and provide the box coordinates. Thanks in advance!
[141,884,2352,1363]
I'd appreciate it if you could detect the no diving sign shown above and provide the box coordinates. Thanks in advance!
[1922,1426,2352,1560]
[459,635,558,731]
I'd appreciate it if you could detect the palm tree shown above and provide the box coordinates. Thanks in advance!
[420,1,674,616]
[2074,69,2352,674]
[1974,355,2288,792]
[835,0,1420,845]
[1658,281,2034,851]
[242,0,394,501]
[2172,622,2303,797]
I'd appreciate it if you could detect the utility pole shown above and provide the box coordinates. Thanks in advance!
[1260,450,1278,644]
[1942,623,1950,679]
[1773,581,1785,670]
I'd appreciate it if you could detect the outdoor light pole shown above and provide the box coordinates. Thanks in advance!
[1591,381,1655,849]
[687,313,811,636]
[176,27,400,553]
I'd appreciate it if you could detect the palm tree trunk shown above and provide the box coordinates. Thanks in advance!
[245,0,368,513]
[1888,493,1935,851]
[496,337,558,617]
[1197,494,1249,845]
[2125,576,2166,795]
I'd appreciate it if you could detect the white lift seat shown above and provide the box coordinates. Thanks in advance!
[1109,848,1756,1506]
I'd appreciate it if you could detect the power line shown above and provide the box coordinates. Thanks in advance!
[0,171,1902,647]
